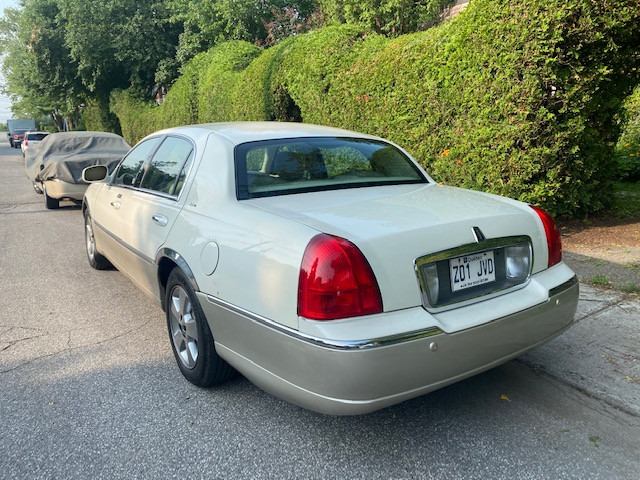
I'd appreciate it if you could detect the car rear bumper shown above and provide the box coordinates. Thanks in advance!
[200,275,578,415]
[43,179,87,201]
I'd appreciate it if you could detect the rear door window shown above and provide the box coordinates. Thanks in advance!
[27,133,48,141]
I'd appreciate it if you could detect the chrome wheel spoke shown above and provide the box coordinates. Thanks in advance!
[177,289,187,316]
[184,314,198,341]
[172,328,185,349]
[170,295,181,322]
[168,284,199,370]
[186,339,198,365]
[85,220,95,258]
[182,296,192,318]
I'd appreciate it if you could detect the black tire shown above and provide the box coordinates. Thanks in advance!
[165,268,235,387]
[84,210,112,270]
[43,185,59,209]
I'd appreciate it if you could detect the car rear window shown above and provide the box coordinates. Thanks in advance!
[27,133,48,141]
[235,137,427,199]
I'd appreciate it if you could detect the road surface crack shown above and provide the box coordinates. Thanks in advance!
[0,333,49,352]
[0,318,153,374]
[518,358,640,419]
[0,201,43,212]
[573,296,627,325]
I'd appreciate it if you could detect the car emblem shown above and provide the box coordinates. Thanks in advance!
[472,226,486,243]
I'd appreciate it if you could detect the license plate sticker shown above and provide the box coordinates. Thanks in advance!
[450,250,496,292]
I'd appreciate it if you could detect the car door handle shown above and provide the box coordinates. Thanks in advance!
[152,214,169,227]
[110,201,121,210]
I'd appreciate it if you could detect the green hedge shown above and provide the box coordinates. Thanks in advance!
[110,0,640,215]
[83,96,122,134]
[110,41,262,144]
[318,0,455,36]
[230,38,295,121]
[615,86,640,182]
[197,41,262,122]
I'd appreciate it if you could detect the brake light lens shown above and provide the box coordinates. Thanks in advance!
[530,206,562,267]
[298,234,383,320]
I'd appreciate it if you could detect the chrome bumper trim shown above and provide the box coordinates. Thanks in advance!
[549,275,578,297]
[206,274,577,352]
[205,295,444,351]
[414,235,533,312]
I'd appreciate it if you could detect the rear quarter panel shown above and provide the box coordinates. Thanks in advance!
[163,133,317,329]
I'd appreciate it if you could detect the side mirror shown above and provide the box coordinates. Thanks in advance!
[82,165,109,183]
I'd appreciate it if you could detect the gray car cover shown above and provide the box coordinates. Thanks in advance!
[25,131,131,184]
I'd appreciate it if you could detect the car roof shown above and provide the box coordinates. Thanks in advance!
[151,122,382,145]
[46,131,125,139]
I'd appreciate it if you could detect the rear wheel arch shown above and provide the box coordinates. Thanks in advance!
[156,249,200,311]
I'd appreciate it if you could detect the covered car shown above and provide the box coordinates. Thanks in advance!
[26,131,130,209]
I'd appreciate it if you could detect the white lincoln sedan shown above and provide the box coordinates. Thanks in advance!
[81,122,579,415]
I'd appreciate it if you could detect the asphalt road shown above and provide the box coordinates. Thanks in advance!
[1,139,639,479]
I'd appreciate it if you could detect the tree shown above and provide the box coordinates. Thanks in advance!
[317,0,456,36]
[0,1,86,129]
[59,0,180,93]
[165,0,315,63]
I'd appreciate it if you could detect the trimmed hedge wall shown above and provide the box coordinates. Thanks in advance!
[110,41,262,143]
[83,96,122,134]
[197,41,263,122]
[615,86,640,182]
[109,0,640,215]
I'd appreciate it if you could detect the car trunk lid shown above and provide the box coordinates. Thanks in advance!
[246,184,546,312]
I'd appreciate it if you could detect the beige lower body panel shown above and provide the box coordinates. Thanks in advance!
[199,281,579,415]
[43,179,87,201]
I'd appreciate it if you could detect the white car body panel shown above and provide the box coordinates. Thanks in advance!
[170,133,311,328]
[94,184,182,299]
[244,184,550,314]
[82,122,579,414]
[297,262,575,339]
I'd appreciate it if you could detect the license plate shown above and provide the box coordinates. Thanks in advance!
[450,250,496,292]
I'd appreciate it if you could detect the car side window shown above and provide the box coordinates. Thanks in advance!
[173,150,194,197]
[113,138,161,187]
[139,137,193,196]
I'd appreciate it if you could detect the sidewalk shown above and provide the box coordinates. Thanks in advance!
[561,218,640,292]
[520,284,640,416]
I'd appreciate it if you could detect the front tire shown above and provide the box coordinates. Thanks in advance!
[84,210,111,270]
[43,185,59,209]
[166,268,234,387]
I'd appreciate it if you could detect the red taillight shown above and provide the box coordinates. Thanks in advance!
[298,234,383,320]
[530,206,562,267]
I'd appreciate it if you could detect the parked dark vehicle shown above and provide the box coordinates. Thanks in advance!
[7,119,36,147]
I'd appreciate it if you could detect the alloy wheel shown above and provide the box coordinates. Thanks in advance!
[168,285,199,369]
